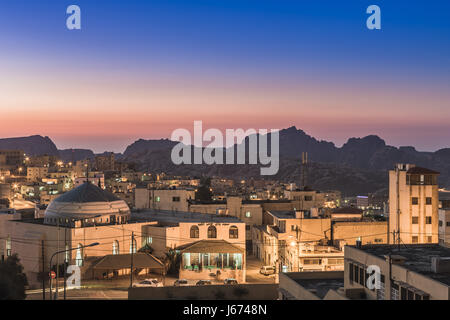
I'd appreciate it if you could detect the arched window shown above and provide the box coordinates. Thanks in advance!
[113,240,119,255]
[207,225,217,239]
[190,226,199,238]
[76,244,83,266]
[130,238,137,253]
[229,226,239,239]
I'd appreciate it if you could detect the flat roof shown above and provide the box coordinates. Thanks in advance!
[132,209,242,224]
[294,278,344,299]
[352,244,450,286]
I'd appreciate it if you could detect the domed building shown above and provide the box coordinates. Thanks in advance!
[44,182,130,227]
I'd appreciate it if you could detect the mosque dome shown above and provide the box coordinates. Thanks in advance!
[44,182,130,226]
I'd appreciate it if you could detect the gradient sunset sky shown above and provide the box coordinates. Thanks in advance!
[1,0,449,153]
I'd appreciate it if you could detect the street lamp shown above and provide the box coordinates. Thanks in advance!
[49,242,99,300]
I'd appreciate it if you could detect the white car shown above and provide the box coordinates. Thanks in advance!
[132,279,163,288]
[260,265,276,276]
[173,279,190,286]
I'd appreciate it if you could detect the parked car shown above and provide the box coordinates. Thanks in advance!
[132,278,163,287]
[260,265,276,275]
[196,280,212,286]
[224,278,238,285]
[173,279,190,286]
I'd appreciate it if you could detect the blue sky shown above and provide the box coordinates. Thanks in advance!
[0,0,449,152]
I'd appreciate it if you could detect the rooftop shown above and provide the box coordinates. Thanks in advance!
[354,244,450,286]
[406,166,440,175]
[54,182,120,203]
[331,207,363,214]
[294,278,344,299]
[132,209,242,224]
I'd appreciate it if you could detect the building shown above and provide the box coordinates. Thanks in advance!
[389,164,439,244]
[135,188,195,212]
[27,166,49,182]
[344,244,450,300]
[279,271,346,300]
[130,210,246,282]
[0,150,24,169]
[252,210,342,272]
[332,221,388,248]
[284,188,325,211]
[95,153,115,172]
[2,182,159,287]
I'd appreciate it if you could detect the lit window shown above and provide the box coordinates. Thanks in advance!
[113,240,119,255]
[229,226,239,239]
[190,226,199,238]
[245,211,251,218]
[208,225,217,239]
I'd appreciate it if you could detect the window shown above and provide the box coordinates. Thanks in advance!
[113,240,119,255]
[412,217,419,224]
[6,236,11,257]
[155,196,160,202]
[447,222,450,227]
[76,244,83,266]
[65,245,69,263]
[190,226,199,238]
[229,226,239,239]
[374,238,383,243]
[304,196,313,201]
[143,236,152,245]
[412,197,419,205]
[427,236,433,243]
[245,211,251,218]
[130,238,137,253]
[207,225,217,238]
[412,236,418,244]
[426,217,432,224]
[303,259,322,265]
[426,197,432,205]
[172,196,180,202]
[439,220,443,227]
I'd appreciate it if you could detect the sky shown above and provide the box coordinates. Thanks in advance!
[0,0,449,153]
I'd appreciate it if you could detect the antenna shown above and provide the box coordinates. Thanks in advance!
[301,152,308,189]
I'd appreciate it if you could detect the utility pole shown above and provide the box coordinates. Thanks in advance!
[130,232,134,288]
[41,240,45,300]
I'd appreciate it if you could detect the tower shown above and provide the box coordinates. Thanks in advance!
[389,164,439,245]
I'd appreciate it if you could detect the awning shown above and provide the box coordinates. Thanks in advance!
[177,240,244,254]
[93,253,164,270]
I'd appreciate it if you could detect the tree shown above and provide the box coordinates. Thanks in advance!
[195,177,213,201]
[164,249,181,275]
[0,254,28,300]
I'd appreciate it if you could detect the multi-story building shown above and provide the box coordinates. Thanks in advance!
[94,153,115,172]
[136,210,246,283]
[135,188,195,212]
[389,164,439,245]
[27,166,49,182]
[0,150,24,169]
[284,188,326,211]
[344,244,450,300]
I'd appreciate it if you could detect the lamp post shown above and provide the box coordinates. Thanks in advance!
[49,242,99,300]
